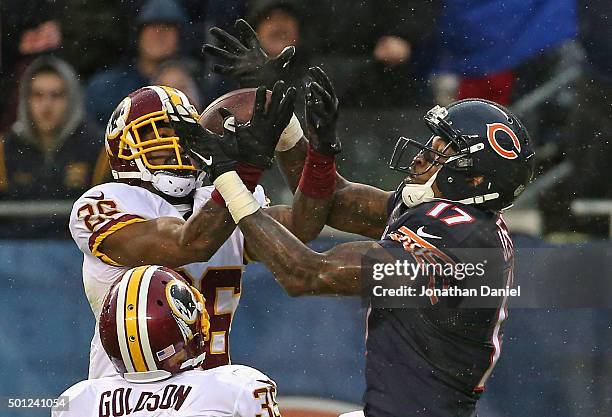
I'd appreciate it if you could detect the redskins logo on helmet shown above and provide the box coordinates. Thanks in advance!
[99,265,210,383]
[165,279,210,345]
[105,86,199,182]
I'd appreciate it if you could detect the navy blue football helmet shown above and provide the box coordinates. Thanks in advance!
[389,99,535,211]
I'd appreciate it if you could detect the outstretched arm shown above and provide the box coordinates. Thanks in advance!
[275,137,308,193]
[327,177,392,238]
[280,67,392,240]
[241,208,382,296]
[99,198,235,268]
[203,21,392,240]
[277,139,391,239]
[210,170,394,296]
[204,18,308,195]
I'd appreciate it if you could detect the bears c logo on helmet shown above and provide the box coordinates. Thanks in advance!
[487,123,521,160]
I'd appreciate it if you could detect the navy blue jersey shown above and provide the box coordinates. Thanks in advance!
[364,191,514,417]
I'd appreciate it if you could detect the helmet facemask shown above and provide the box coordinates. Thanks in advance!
[121,113,195,171]
[390,105,489,208]
[389,135,463,177]
[389,106,475,176]
[133,121,203,197]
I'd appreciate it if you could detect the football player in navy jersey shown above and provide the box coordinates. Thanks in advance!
[196,22,535,417]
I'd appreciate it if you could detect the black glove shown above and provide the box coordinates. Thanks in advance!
[167,103,236,181]
[203,18,295,89]
[304,66,342,156]
[223,81,297,169]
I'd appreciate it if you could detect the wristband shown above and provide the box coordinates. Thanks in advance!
[236,162,264,192]
[298,145,337,199]
[276,114,303,152]
[211,189,226,206]
[213,171,260,223]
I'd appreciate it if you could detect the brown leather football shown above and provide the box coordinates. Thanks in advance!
[198,88,272,134]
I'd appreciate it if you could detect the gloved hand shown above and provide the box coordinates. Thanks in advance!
[167,102,237,181]
[177,81,296,176]
[203,18,295,89]
[304,66,341,156]
[225,81,297,169]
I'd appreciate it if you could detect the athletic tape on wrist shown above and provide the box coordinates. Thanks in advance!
[213,171,260,223]
[276,114,303,152]
[211,163,264,207]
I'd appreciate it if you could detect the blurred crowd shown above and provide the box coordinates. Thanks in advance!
[0,0,610,239]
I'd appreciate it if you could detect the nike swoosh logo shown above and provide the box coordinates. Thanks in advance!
[85,192,105,200]
[416,226,442,240]
[191,150,212,166]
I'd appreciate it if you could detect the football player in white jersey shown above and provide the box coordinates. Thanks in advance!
[53,265,282,417]
[69,81,311,378]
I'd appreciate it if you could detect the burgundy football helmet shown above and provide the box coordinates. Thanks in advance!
[99,265,210,383]
[105,86,203,197]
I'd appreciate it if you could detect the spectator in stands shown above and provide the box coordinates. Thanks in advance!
[302,0,441,108]
[430,0,577,105]
[59,0,132,81]
[0,0,63,133]
[152,59,202,110]
[85,0,187,127]
[173,0,248,101]
[250,1,300,59]
[0,56,106,238]
[203,2,309,202]
[247,0,310,117]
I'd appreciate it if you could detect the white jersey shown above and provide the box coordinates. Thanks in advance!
[69,182,267,379]
[52,365,281,417]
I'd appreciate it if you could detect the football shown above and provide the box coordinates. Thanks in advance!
[198,88,272,134]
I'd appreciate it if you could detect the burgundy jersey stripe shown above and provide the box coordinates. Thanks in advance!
[88,214,144,252]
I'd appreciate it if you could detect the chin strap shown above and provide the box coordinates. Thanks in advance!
[121,350,206,383]
[179,352,207,370]
[402,170,502,209]
[456,193,500,206]
[151,171,204,198]
[113,168,204,198]
[402,171,438,208]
